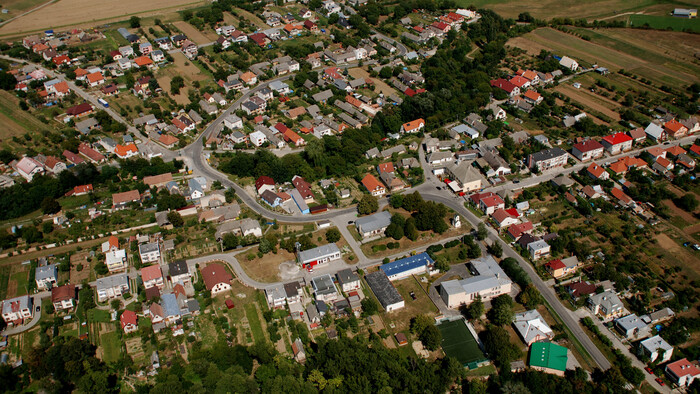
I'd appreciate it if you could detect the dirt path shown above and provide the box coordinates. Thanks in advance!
[555,85,621,121]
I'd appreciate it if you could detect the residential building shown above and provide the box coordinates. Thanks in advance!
[95,273,129,302]
[112,189,141,209]
[471,192,505,215]
[105,249,127,272]
[139,242,160,263]
[602,133,633,154]
[361,173,385,196]
[1,295,33,325]
[587,290,624,320]
[311,274,339,303]
[298,244,342,270]
[566,281,597,299]
[355,211,392,239]
[201,263,232,295]
[15,156,44,181]
[559,56,578,71]
[400,118,425,134]
[666,358,700,387]
[587,162,609,180]
[439,255,513,308]
[120,310,139,334]
[366,271,404,312]
[528,240,551,260]
[529,342,568,376]
[169,260,190,285]
[141,264,164,290]
[664,119,688,139]
[527,148,568,171]
[571,140,604,161]
[614,314,650,339]
[544,256,579,278]
[51,284,75,311]
[513,310,554,345]
[35,263,58,290]
[446,162,483,193]
[265,284,286,309]
[284,281,303,304]
[380,253,435,281]
[336,269,360,292]
[639,335,673,363]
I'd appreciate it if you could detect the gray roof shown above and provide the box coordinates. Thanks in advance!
[35,263,58,281]
[75,118,99,134]
[139,242,159,255]
[442,255,512,296]
[513,309,553,344]
[2,295,32,315]
[615,314,647,333]
[589,290,622,311]
[530,148,567,163]
[312,89,333,102]
[356,210,392,235]
[168,260,189,276]
[366,271,403,309]
[95,273,128,291]
[311,274,337,296]
[161,293,180,318]
[640,335,672,354]
[187,299,200,313]
[336,268,359,285]
[298,243,340,263]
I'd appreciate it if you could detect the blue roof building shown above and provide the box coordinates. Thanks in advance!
[380,252,435,281]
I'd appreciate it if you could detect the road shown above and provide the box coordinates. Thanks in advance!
[371,30,408,57]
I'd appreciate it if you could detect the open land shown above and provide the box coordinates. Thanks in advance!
[629,14,700,32]
[554,84,621,122]
[348,67,397,97]
[172,21,217,46]
[0,0,206,36]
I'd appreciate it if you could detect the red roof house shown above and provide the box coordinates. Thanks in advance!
[120,310,138,333]
[201,263,233,295]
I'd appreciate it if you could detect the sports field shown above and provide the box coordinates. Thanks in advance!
[438,319,486,368]
[629,14,700,32]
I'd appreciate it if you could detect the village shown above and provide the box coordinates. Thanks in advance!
[0,0,698,392]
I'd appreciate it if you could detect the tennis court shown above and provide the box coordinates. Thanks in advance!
[438,319,487,368]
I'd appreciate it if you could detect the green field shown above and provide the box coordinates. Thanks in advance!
[437,319,487,369]
[11,271,28,296]
[630,14,700,32]
[87,308,112,323]
[100,331,121,363]
[244,304,266,344]
[0,266,10,299]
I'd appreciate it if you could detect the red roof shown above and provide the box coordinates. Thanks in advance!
[602,132,632,146]
[361,173,384,192]
[292,175,314,199]
[523,89,541,101]
[690,145,700,156]
[666,358,700,379]
[52,55,70,65]
[378,162,395,174]
[402,118,425,132]
[655,156,672,169]
[78,143,105,162]
[508,221,533,239]
[86,72,103,83]
[567,281,596,297]
[664,119,686,133]
[73,184,93,194]
[490,78,518,94]
[51,284,75,303]
[66,102,93,116]
[545,259,566,271]
[665,145,686,157]
[509,76,529,88]
[201,263,233,291]
[158,134,179,146]
[573,139,604,153]
[133,56,153,67]
[115,143,138,157]
[140,265,162,282]
[249,33,267,46]
[611,187,633,204]
[587,162,606,178]
[255,176,275,191]
[481,195,504,208]
[120,310,138,330]
[492,208,516,224]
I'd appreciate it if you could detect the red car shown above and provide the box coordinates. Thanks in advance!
[655,378,665,386]
[644,367,653,374]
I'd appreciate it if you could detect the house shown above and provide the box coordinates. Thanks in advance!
[572,140,604,161]
[628,127,647,143]
[486,103,506,121]
[559,56,579,71]
[120,310,138,334]
[143,173,173,188]
[355,210,392,239]
[1,295,33,325]
[141,264,164,290]
[35,263,58,290]
[614,314,649,339]
[513,310,554,345]
[666,358,700,387]
[601,133,633,154]
[133,56,154,68]
[102,235,119,253]
[586,162,609,180]
[51,284,75,311]
[527,148,568,171]
[439,255,513,308]
[86,72,104,87]
[214,218,263,240]
[507,221,534,241]
[265,284,286,309]
[336,269,360,292]
[446,162,483,193]
[249,131,267,147]
[115,143,138,159]
[510,75,530,89]
[255,176,275,195]
[95,273,129,302]
[105,249,127,272]
[292,175,314,202]
[544,256,579,278]
[664,119,688,139]
[112,189,141,209]
[169,260,190,285]
[311,274,339,303]
[188,178,204,200]
[160,293,181,326]
[201,263,232,295]
[490,78,520,97]
[284,281,303,305]
[292,338,306,363]
[14,157,44,181]
[400,118,425,134]
[566,281,597,299]
[523,90,543,105]
[471,192,505,215]
[361,173,386,197]
[139,241,161,264]
[492,208,519,228]
[645,122,666,141]
[366,271,404,312]
[528,240,550,260]
[380,253,435,281]
[639,335,673,363]
[298,244,341,270]
[261,190,282,207]
[587,290,624,320]
[529,342,568,376]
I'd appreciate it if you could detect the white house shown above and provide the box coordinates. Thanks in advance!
[95,273,130,302]
[105,249,127,272]
[138,242,161,263]
[559,56,578,71]
[513,310,554,345]
[336,269,361,292]
[35,263,58,290]
[439,255,513,308]
[639,335,672,363]
[250,131,268,147]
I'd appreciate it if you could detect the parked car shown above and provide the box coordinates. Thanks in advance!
[655,378,664,386]
[644,367,653,374]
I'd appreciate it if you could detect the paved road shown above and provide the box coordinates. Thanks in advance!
[371,30,408,57]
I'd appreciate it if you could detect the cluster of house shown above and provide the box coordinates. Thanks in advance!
[491,67,557,112]
[360,161,407,197]
[10,154,69,181]
[114,28,196,61]
[254,174,330,215]
[400,9,477,45]
[509,309,571,376]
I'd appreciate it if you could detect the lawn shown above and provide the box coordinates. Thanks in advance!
[383,277,439,333]
[0,265,11,299]
[437,318,487,369]
[100,331,122,363]
[11,271,28,296]
[629,14,700,32]
[87,308,112,323]
[244,303,266,344]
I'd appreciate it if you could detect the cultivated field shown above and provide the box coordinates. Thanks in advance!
[0,0,206,36]
[0,90,52,143]
[630,14,700,32]
[506,27,699,88]
[172,20,217,46]
[456,0,681,20]
[554,84,621,122]
[0,0,49,20]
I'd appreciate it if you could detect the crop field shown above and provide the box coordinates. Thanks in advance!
[507,27,699,88]
[0,0,206,36]
[172,20,217,45]
[0,90,52,143]
[455,0,680,20]
[629,14,700,32]
[0,0,48,21]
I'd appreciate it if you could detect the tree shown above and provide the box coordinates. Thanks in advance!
[517,284,544,309]
[435,255,449,272]
[404,218,419,241]
[222,233,239,250]
[360,297,379,317]
[358,194,378,215]
[41,197,61,214]
[389,193,404,208]
[167,211,184,228]
[420,325,442,351]
[675,193,699,212]
[111,299,121,311]
[487,241,503,258]
[480,324,522,369]
[325,228,341,243]
[465,295,484,320]
[130,16,141,28]
[385,222,404,240]
[488,294,514,326]
[476,223,488,240]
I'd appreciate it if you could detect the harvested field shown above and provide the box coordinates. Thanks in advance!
[70,251,93,283]
[0,90,52,142]
[554,84,621,121]
[0,0,206,36]
[348,67,397,97]
[457,0,672,20]
[0,0,49,19]
[172,21,217,46]
[654,232,700,279]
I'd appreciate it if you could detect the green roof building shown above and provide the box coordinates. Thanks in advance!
[528,342,568,376]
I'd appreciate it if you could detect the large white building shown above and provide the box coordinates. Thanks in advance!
[380,253,435,281]
[1,295,33,325]
[138,242,161,263]
[298,244,341,270]
[439,255,512,308]
[95,273,130,302]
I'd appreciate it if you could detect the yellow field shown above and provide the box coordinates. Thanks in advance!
[0,0,206,36]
